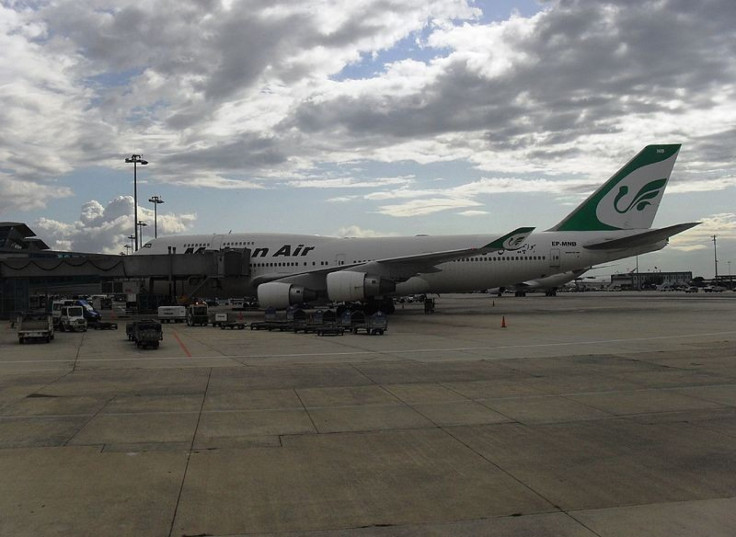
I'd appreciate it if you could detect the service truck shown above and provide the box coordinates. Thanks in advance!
[186,303,209,326]
[59,305,87,332]
[17,312,54,344]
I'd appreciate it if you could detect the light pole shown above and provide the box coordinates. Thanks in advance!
[712,235,718,281]
[128,234,135,253]
[125,154,149,251]
[137,221,148,247]
[148,195,164,238]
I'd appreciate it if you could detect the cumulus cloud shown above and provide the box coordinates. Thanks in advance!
[1,0,736,264]
[668,213,736,252]
[335,225,399,238]
[0,174,73,211]
[34,197,196,254]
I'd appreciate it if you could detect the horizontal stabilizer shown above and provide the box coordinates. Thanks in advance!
[583,222,699,250]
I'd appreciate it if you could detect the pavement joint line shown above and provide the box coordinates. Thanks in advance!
[167,367,212,537]
[71,331,85,372]
[439,422,563,514]
[293,388,320,434]
[386,386,563,515]
[62,393,117,447]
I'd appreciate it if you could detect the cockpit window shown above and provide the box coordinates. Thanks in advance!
[142,242,152,248]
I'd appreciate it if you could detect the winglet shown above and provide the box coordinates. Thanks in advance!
[484,227,535,251]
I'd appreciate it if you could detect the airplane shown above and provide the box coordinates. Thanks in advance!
[137,144,698,312]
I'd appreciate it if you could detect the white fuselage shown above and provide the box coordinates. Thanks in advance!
[139,230,664,298]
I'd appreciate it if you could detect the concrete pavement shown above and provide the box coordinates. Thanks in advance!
[1,292,735,536]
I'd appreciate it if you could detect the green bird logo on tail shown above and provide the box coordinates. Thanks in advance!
[613,179,668,215]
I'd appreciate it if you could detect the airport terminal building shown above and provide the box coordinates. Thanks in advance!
[0,222,52,318]
[610,271,693,290]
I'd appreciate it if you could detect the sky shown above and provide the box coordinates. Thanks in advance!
[1,0,735,279]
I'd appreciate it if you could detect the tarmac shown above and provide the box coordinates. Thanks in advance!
[1,291,736,536]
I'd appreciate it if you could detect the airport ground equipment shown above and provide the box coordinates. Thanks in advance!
[125,321,136,341]
[212,312,247,329]
[90,320,118,330]
[58,305,87,332]
[126,319,163,349]
[17,312,54,343]
[51,299,74,328]
[75,299,101,323]
[289,309,339,334]
[158,305,186,323]
[351,311,388,335]
[186,303,209,326]
[250,307,293,331]
[315,314,345,336]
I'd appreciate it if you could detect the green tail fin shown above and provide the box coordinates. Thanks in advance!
[549,144,681,232]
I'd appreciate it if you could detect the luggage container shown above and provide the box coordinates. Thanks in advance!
[158,305,186,323]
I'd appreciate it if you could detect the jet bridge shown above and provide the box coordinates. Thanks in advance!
[0,249,251,312]
[0,249,250,280]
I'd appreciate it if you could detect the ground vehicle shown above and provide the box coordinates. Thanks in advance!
[703,285,726,293]
[351,311,388,335]
[134,320,163,349]
[51,299,73,327]
[685,286,699,293]
[186,303,209,326]
[50,298,101,327]
[126,319,163,349]
[89,295,113,310]
[59,305,87,332]
[211,312,247,329]
[158,305,186,323]
[17,312,54,343]
[76,299,101,322]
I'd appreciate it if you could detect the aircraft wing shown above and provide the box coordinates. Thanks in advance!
[583,223,699,250]
[358,226,535,279]
[251,226,535,287]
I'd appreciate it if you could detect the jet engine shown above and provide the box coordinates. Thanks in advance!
[326,271,396,302]
[257,282,317,309]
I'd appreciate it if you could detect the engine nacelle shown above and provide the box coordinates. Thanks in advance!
[326,272,396,302]
[257,282,316,309]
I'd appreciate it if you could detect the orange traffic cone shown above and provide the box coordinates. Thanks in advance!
[501,316,507,328]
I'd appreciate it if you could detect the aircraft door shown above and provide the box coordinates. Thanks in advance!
[549,248,561,268]
[335,253,346,266]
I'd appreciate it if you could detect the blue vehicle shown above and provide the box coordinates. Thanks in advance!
[75,299,101,322]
